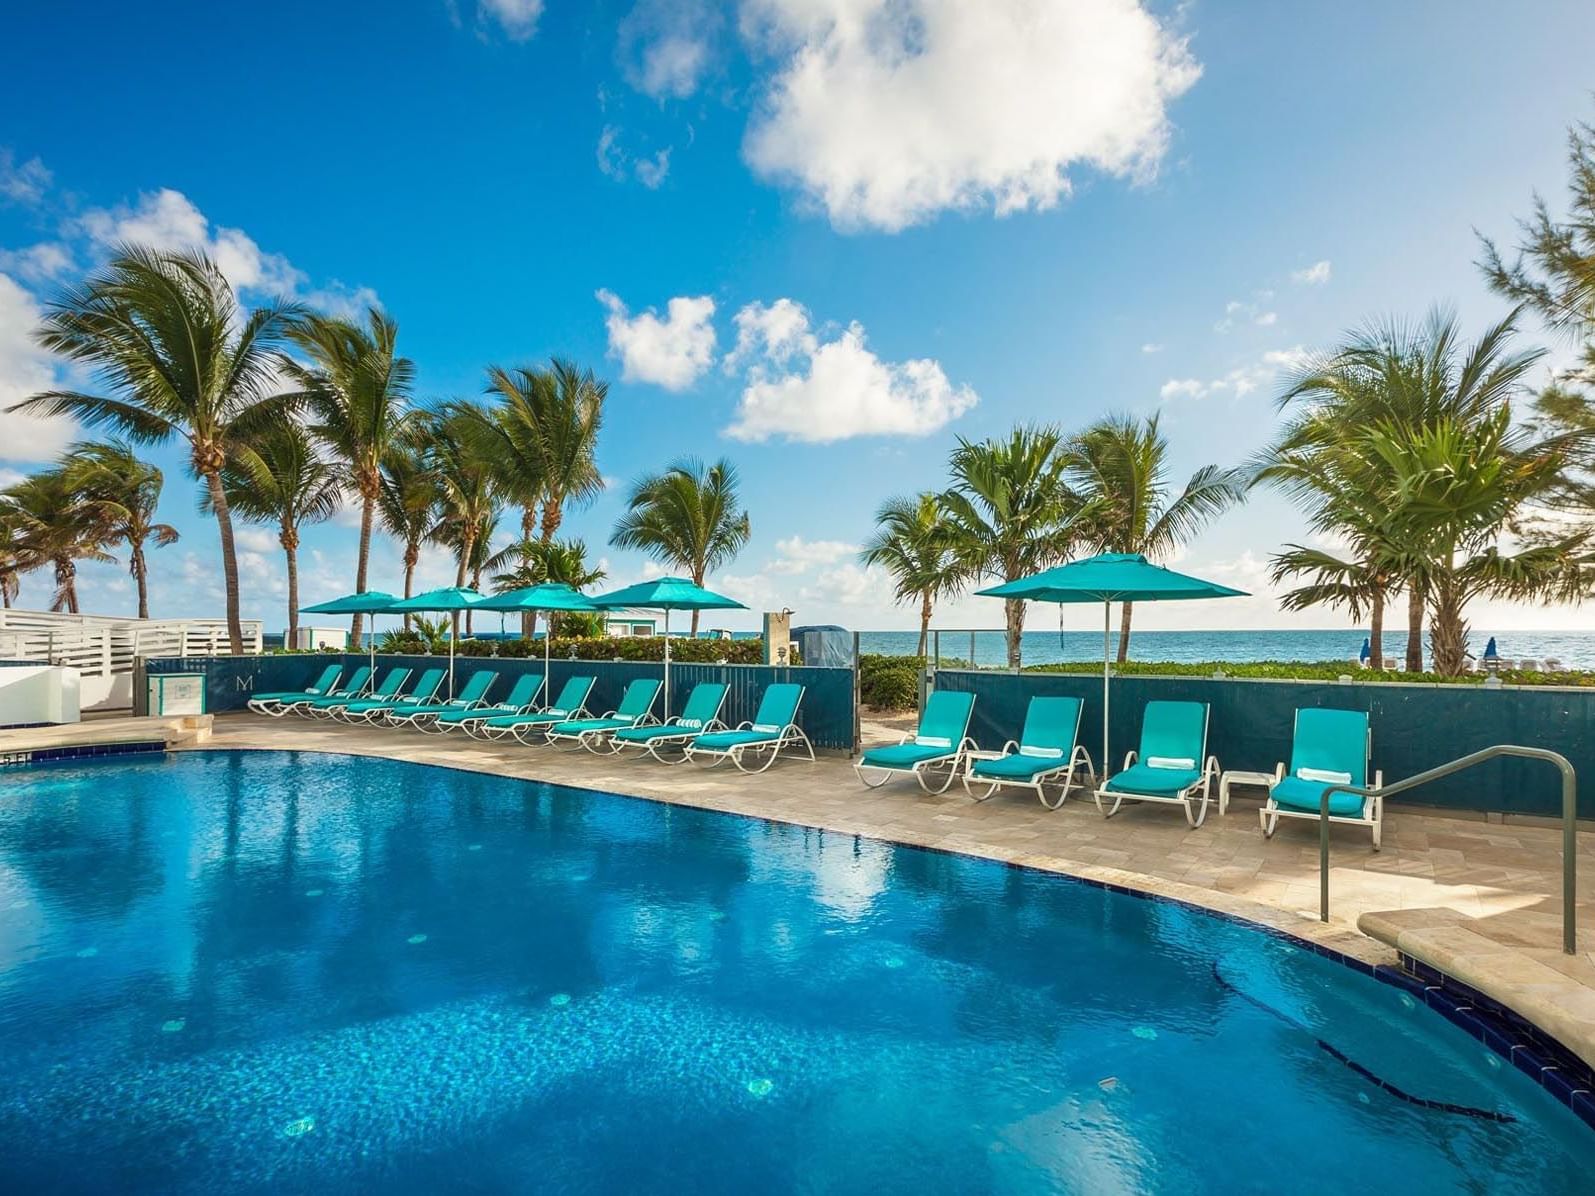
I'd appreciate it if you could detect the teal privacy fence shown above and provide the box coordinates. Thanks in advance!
[931,668,1595,819]
[144,653,859,752]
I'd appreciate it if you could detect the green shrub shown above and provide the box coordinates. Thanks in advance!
[860,653,923,709]
[448,636,777,665]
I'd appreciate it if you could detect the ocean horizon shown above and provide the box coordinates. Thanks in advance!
[853,628,1595,669]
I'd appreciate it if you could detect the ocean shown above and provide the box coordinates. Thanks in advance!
[854,628,1595,669]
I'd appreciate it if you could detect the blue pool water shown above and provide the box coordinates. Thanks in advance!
[1,751,1591,1193]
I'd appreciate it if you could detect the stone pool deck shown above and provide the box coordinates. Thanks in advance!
[10,710,1594,1073]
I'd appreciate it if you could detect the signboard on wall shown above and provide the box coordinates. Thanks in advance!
[146,673,207,716]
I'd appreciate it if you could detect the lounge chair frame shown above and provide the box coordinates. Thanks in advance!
[853,691,977,794]
[960,696,1093,808]
[1093,702,1218,827]
[1260,713,1385,848]
[608,684,731,764]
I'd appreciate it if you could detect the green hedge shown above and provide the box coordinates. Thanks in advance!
[434,635,778,665]
[860,654,922,709]
[1019,659,1591,686]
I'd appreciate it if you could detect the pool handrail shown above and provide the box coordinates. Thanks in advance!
[1312,744,1577,954]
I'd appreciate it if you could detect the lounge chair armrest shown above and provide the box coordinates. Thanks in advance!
[1372,769,1383,790]
[1121,750,1138,769]
[999,739,1019,756]
[1273,762,1285,782]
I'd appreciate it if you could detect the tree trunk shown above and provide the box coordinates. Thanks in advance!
[917,591,932,657]
[541,499,561,543]
[203,469,245,654]
[1427,579,1468,676]
[131,540,150,619]
[1405,582,1425,673]
[350,493,375,649]
[1368,589,1384,668]
[1116,599,1133,663]
[402,544,418,630]
[283,521,300,648]
[1003,598,1024,669]
[55,558,77,614]
[521,505,538,638]
[690,568,703,635]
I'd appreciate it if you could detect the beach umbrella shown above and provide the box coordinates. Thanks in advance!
[1359,637,1372,666]
[975,553,1246,780]
[387,587,486,697]
[1483,636,1499,661]
[473,583,600,689]
[300,591,400,675]
[590,577,748,715]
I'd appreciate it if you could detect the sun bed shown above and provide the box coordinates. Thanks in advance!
[1260,707,1383,848]
[854,690,975,793]
[477,676,596,744]
[248,664,343,717]
[609,682,729,763]
[962,695,1094,808]
[431,672,544,736]
[333,667,443,722]
[1094,699,1218,827]
[289,665,387,717]
[307,666,419,721]
[544,678,662,752]
[384,669,499,729]
[683,683,813,773]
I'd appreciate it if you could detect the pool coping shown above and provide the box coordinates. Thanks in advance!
[163,736,1595,1134]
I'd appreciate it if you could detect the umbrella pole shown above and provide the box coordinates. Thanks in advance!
[1102,600,1111,781]
[545,612,551,708]
[663,608,671,717]
[449,612,457,698]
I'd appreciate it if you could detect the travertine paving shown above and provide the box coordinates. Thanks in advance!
[17,710,1595,1068]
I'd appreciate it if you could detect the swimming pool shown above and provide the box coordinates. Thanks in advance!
[1,750,1590,1193]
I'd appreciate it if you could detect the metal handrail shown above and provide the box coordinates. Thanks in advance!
[1316,744,1579,954]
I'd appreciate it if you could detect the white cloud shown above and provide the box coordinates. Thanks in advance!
[597,289,717,390]
[1291,259,1332,286]
[0,149,50,205]
[1214,297,1276,333]
[78,188,307,297]
[768,535,858,574]
[1140,342,1163,354]
[0,272,77,462]
[597,126,673,188]
[1159,345,1309,403]
[0,241,72,283]
[619,0,718,99]
[477,0,542,40]
[740,0,1201,232]
[725,298,977,442]
[235,527,281,554]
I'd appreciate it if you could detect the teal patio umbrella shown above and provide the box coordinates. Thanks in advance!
[473,583,600,686]
[976,553,1246,780]
[590,577,747,715]
[300,591,400,675]
[387,586,485,697]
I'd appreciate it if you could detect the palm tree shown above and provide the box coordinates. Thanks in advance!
[859,493,965,656]
[61,442,179,619]
[1,471,115,613]
[940,426,1088,668]
[1369,410,1588,674]
[1068,413,1243,661]
[283,307,414,648]
[487,537,607,637]
[428,408,501,590]
[12,246,297,651]
[610,457,751,633]
[213,420,341,645]
[1265,309,1547,670]
[0,514,20,608]
[377,441,441,627]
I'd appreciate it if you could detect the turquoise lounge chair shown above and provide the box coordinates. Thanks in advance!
[1260,707,1383,848]
[1094,700,1218,827]
[433,672,544,736]
[385,670,499,730]
[610,682,730,762]
[311,667,418,721]
[962,695,1094,809]
[683,683,812,774]
[478,676,596,744]
[288,665,377,716]
[854,690,976,793]
[248,664,342,717]
[545,678,662,752]
[333,667,444,722]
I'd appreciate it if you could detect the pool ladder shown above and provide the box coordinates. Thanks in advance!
[1314,745,1579,955]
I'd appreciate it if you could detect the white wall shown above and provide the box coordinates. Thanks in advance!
[0,666,81,726]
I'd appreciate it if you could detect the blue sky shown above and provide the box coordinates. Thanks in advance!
[2,0,1593,634]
